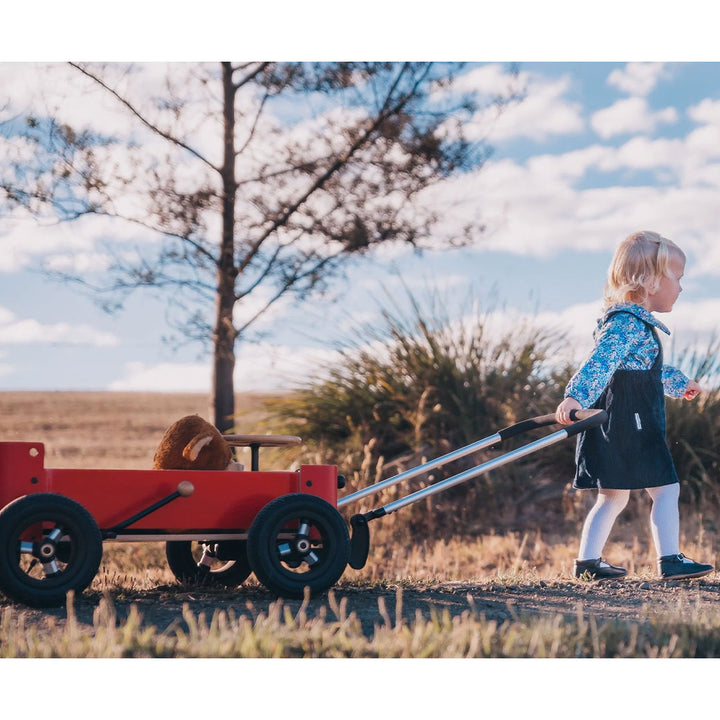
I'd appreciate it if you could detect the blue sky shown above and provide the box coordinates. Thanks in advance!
[3,9,720,395]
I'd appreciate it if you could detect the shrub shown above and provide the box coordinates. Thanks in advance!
[267,287,576,538]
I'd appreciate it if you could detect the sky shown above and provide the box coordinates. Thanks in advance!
[2,6,720,400]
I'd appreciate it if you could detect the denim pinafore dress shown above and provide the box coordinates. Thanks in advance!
[573,311,679,490]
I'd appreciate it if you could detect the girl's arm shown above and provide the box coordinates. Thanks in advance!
[662,365,701,400]
[564,314,642,408]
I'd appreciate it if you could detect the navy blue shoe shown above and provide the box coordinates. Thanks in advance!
[658,553,713,580]
[574,558,627,581]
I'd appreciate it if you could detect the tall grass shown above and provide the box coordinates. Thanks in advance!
[666,337,720,507]
[3,526,718,658]
[3,587,720,658]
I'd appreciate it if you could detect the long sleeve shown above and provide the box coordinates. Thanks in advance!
[662,365,690,398]
[565,305,690,407]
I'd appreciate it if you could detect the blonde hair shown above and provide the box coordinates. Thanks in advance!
[603,230,685,309]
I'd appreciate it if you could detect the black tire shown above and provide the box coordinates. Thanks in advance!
[165,540,252,587]
[0,493,103,608]
[247,494,349,599]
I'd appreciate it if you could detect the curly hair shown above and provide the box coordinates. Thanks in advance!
[603,230,685,309]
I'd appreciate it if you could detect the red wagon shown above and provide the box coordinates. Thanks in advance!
[0,410,604,608]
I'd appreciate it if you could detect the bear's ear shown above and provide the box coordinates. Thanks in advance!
[182,434,214,462]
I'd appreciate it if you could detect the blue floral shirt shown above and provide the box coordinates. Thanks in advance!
[565,302,689,408]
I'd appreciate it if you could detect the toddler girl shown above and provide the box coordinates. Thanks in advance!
[556,231,713,581]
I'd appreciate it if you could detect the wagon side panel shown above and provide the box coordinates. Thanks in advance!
[298,465,338,505]
[45,468,302,532]
[0,442,48,509]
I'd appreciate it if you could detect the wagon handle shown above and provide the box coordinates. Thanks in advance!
[338,408,604,509]
[346,409,607,569]
[497,408,601,441]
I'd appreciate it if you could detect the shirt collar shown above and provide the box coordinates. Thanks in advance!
[602,302,671,335]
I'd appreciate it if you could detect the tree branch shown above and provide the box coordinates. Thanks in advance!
[235,249,345,337]
[231,62,272,90]
[237,64,432,275]
[68,62,221,174]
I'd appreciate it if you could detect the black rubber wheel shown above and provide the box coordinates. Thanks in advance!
[247,494,349,599]
[0,493,103,608]
[165,540,252,587]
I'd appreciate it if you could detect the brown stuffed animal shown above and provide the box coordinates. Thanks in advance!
[153,415,241,471]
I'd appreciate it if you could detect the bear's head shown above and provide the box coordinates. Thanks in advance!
[153,414,237,471]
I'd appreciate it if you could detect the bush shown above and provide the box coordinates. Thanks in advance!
[666,337,720,507]
[267,288,576,538]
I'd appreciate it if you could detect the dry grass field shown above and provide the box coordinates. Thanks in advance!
[0,391,274,469]
[2,391,720,673]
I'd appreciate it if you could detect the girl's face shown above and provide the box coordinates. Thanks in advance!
[646,253,685,313]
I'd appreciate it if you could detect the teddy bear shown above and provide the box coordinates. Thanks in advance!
[153,414,243,471]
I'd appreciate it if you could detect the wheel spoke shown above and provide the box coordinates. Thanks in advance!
[46,527,63,543]
[304,551,319,566]
[278,542,293,558]
[42,560,61,577]
[19,541,34,555]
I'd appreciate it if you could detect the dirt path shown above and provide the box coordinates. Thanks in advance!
[9,577,719,638]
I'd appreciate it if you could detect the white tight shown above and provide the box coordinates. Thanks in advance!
[578,484,680,560]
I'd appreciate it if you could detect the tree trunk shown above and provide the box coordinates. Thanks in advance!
[212,62,239,433]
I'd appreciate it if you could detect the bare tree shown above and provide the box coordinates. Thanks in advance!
[0,62,519,432]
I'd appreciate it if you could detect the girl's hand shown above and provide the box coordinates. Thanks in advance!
[556,397,582,425]
[684,380,702,401]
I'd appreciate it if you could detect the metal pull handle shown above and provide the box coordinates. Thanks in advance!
[497,408,606,442]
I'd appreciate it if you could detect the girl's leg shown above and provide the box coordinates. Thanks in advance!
[577,489,630,560]
[645,483,680,557]
[647,482,712,578]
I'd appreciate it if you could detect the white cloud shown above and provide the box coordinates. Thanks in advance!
[417,128,720,273]
[0,349,11,378]
[448,63,525,98]
[666,298,720,338]
[527,145,611,180]
[0,63,227,169]
[688,98,720,126]
[43,252,113,274]
[108,342,342,393]
[591,97,677,139]
[471,301,601,367]
[463,71,583,142]
[0,207,156,274]
[0,306,118,346]
[607,63,669,96]
[598,136,684,171]
[108,361,211,392]
[104,292,720,394]
[475,297,720,376]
